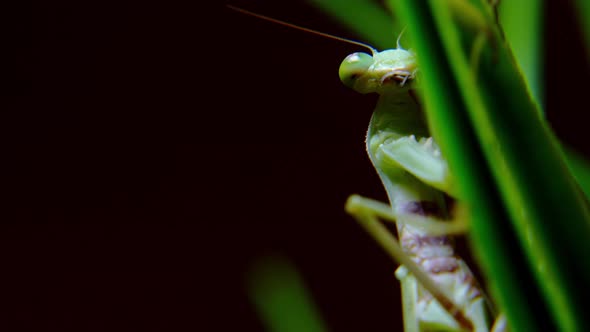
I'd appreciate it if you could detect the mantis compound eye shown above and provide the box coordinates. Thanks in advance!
[339,52,373,91]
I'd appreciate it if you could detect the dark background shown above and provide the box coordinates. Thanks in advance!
[5,0,588,331]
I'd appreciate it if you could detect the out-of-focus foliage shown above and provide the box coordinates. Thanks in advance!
[246,256,328,332]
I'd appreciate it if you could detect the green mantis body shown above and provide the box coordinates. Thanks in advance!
[341,46,504,332]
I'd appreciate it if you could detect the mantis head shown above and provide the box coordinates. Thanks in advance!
[339,48,417,95]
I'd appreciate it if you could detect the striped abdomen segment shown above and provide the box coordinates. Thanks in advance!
[398,201,483,323]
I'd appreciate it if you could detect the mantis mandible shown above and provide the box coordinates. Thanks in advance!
[228,4,507,332]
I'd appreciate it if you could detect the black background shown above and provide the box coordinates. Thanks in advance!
[5,0,589,330]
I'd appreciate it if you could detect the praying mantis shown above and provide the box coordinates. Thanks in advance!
[339,35,506,332]
[228,3,508,331]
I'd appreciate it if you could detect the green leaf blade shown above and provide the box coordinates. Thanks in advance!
[247,256,328,332]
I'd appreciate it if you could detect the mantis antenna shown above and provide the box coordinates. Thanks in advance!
[226,5,378,55]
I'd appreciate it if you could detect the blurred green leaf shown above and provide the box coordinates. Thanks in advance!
[498,0,543,108]
[246,256,328,332]
[564,147,590,199]
[572,0,590,56]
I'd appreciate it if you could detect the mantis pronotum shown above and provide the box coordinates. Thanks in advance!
[229,4,506,332]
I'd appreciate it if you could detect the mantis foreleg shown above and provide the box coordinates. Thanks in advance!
[376,136,456,196]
